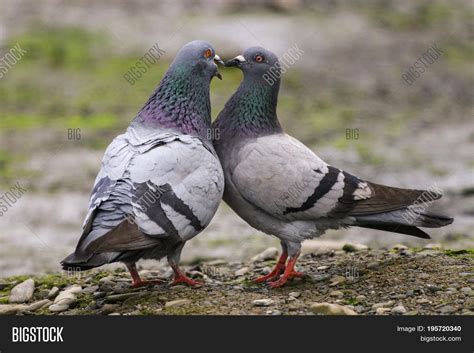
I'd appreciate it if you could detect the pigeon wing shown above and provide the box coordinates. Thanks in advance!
[231,134,372,221]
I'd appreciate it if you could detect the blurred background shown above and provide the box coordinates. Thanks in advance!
[0,0,472,276]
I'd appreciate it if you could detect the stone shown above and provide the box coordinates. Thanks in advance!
[317,265,329,270]
[251,247,279,263]
[102,304,119,315]
[416,298,430,304]
[426,284,440,293]
[375,307,391,315]
[99,276,115,283]
[460,287,472,295]
[0,304,29,315]
[234,267,249,277]
[37,289,50,299]
[313,274,331,282]
[82,285,99,294]
[64,285,82,294]
[105,293,142,303]
[356,295,366,301]
[329,275,346,287]
[366,261,381,270]
[329,290,344,298]
[54,292,76,307]
[391,244,408,251]
[49,304,70,313]
[27,299,52,312]
[391,305,407,314]
[310,303,357,315]
[372,301,394,309]
[48,287,60,299]
[164,299,191,308]
[464,298,474,310]
[342,243,368,252]
[252,299,274,307]
[439,305,456,314]
[9,279,35,303]
[289,292,301,298]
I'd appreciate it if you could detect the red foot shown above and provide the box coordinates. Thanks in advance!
[126,263,163,288]
[255,263,285,283]
[254,251,288,283]
[268,271,305,288]
[131,279,163,288]
[170,275,201,287]
[267,253,304,288]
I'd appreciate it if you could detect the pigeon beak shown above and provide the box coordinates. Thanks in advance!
[214,54,225,66]
[213,54,224,80]
[225,55,246,68]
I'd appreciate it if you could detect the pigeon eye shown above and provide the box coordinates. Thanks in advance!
[204,49,213,59]
[255,55,264,63]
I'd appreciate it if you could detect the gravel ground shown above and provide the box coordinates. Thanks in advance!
[0,244,472,316]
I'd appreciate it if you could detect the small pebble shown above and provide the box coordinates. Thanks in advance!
[391,305,407,314]
[252,299,274,307]
[329,290,344,298]
[9,279,35,303]
[164,299,191,308]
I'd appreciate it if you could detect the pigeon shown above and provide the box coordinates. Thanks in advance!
[212,47,453,288]
[62,40,225,288]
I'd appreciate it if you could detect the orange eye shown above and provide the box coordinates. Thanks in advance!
[204,49,212,58]
[255,55,264,63]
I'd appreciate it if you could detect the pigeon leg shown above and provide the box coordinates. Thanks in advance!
[125,263,163,288]
[254,250,288,283]
[169,263,201,286]
[167,246,201,286]
[268,252,304,288]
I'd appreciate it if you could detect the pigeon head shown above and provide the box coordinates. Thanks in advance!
[172,40,224,81]
[212,47,283,138]
[134,40,224,139]
[225,47,280,83]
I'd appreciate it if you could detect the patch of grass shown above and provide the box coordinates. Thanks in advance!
[344,297,359,306]
[34,273,77,289]
[444,249,474,258]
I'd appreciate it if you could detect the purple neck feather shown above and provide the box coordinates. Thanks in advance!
[133,64,212,140]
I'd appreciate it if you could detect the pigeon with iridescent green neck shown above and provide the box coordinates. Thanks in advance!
[212,47,453,288]
[62,40,225,288]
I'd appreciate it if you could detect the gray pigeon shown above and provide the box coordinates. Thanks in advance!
[212,47,453,288]
[62,40,225,288]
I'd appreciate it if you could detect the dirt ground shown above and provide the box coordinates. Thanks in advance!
[0,245,472,315]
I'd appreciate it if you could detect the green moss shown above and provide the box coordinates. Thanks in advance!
[344,297,359,306]
[35,274,77,289]
[444,249,474,258]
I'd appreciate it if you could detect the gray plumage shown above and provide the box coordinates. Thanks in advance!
[62,41,224,287]
[212,47,453,287]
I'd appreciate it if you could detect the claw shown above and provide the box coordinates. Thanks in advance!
[267,252,303,288]
[254,251,288,283]
[170,275,201,287]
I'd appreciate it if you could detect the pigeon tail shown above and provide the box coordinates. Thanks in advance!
[353,209,453,239]
[61,251,117,271]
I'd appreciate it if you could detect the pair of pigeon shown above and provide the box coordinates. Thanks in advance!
[62,40,453,288]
